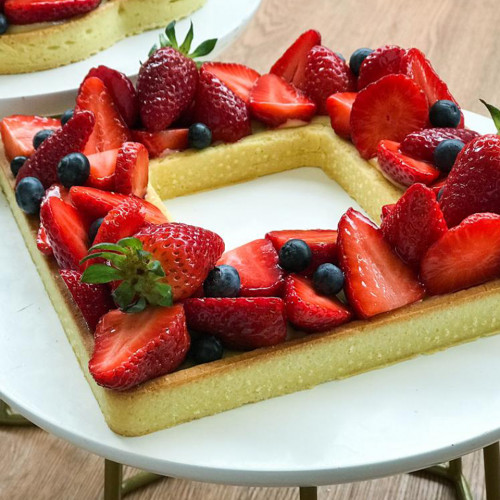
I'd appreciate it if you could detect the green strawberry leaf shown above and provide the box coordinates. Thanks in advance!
[124,297,147,313]
[480,99,500,134]
[112,281,136,311]
[81,264,123,284]
[190,38,217,59]
[79,251,126,267]
[117,237,143,251]
[88,242,127,253]
[179,21,194,54]
[165,21,178,49]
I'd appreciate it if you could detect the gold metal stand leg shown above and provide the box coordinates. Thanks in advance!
[104,459,163,500]
[299,486,318,500]
[483,443,500,500]
[0,400,33,426]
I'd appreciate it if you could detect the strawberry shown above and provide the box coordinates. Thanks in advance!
[131,129,188,158]
[202,63,260,104]
[266,229,338,273]
[430,178,447,197]
[183,297,287,350]
[83,66,139,128]
[303,46,356,114]
[357,45,406,90]
[37,224,53,256]
[114,142,149,198]
[89,305,189,390]
[376,140,440,188]
[135,223,225,301]
[270,29,321,90]
[248,73,316,127]
[325,92,357,139]
[4,0,100,24]
[440,134,500,226]
[420,213,500,295]
[400,128,480,163]
[381,183,447,268]
[0,115,60,161]
[40,196,89,270]
[217,239,284,297]
[380,203,396,222]
[60,269,114,331]
[86,149,119,191]
[284,274,351,333]
[337,208,425,318]
[15,111,94,189]
[69,186,168,225]
[193,67,251,143]
[76,77,130,156]
[350,74,428,159]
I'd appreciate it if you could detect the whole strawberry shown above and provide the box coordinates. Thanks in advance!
[137,22,217,132]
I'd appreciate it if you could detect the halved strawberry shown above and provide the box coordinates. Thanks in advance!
[325,92,357,139]
[131,129,188,158]
[5,0,100,24]
[89,305,189,390]
[37,224,53,256]
[183,297,287,350]
[350,74,428,159]
[114,142,149,198]
[420,213,500,295]
[69,186,168,224]
[76,77,130,155]
[266,229,338,273]
[249,73,316,127]
[202,63,260,104]
[86,149,118,191]
[0,115,60,161]
[357,45,406,90]
[60,269,114,331]
[380,203,396,222]
[376,140,440,188]
[381,183,447,268]
[284,274,352,332]
[84,66,139,128]
[217,239,284,297]
[337,208,425,318]
[270,29,321,90]
[40,196,89,270]
[15,111,94,189]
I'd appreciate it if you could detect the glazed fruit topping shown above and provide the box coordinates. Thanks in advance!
[131,129,188,158]
[357,45,406,90]
[114,142,149,198]
[325,92,356,139]
[86,148,119,191]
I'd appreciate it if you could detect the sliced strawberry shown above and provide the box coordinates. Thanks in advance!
[135,223,225,301]
[5,0,100,24]
[381,183,447,268]
[357,45,406,89]
[325,92,357,139]
[420,213,500,295]
[37,224,53,256]
[89,305,189,390]
[270,29,321,90]
[41,183,72,206]
[60,269,114,331]
[84,66,139,128]
[430,178,447,197]
[86,149,118,191]
[266,229,338,273]
[0,115,60,162]
[40,197,89,270]
[15,111,94,189]
[183,297,287,350]
[114,142,149,198]
[249,73,316,127]
[217,239,284,297]
[376,140,440,188]
[337,208,425,318]
[350,74,428,159]
[69,186,168,224]
[380,203,396,222]
[202,63,260,104]
[284,274,352,333]
[131,129,188,158]
[76,77,130,155]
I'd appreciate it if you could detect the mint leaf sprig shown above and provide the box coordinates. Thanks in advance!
[480,99,500,134]
[80,237,172,313]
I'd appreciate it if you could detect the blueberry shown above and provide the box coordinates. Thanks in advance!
[429,100,461,128]
[349,48,373,77]
[60,109,74,126]
[437,187,444,201]
[433,139,464,173]
[204,265,241,297]
[188,123,212,149]
[190,335,223,364]
[15,177,45,215]
[57,152,90,188]
[0,14,8,35]
[33,129,54,149]
[313,263,345,296]
[89,217,104,244]
[10,156,27,177]
[279,239,312,272]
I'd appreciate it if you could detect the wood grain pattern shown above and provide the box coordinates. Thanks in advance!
[1,0,498,497]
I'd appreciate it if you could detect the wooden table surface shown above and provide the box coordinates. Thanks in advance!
[2,0,499,498]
